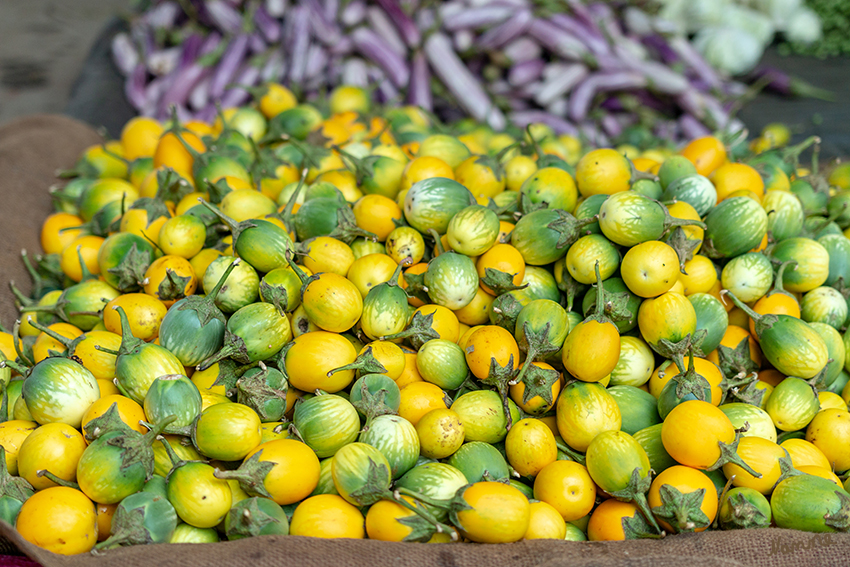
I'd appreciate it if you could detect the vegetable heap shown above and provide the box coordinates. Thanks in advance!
[4,85,850,556]
[782,0,850,57]
[656,0,823,75]
[113,0,754,144]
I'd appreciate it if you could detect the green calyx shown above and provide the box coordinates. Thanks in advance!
[0,447,33,503]
[127,197,171,229]
[475,352,519,430]
[159,436,208,482]
[380,310,440,349]
[668,352,712,404]
[723,371,764,406]
[823,491,850,531]
[214,451,275,499]
[650,484,711,533]
[720,490,771,530]
[480,268,527,296]
[176,258,240,327]
[108,416,177,478]
[154,167,194,205]
[713,335,760,387]
[349,377,396,425]
[155,269,193,304]
[706,426,763,479]
[334,145,382,186]
[664,226,702,273]
[489,293,524,336]
[345,457,392,507]
[112,306,146,357]
[586,261,632,326]
[653,330,708,363]
[236,362,288,423]
[84,403,134,443]
[608,467,661,535]
[328,346,387,377]
[259,279,290,315]
[722,290,776,338]
[198,328,250,370]
[225,497,285,539]
[511,321,560,403]
[107,243,152,293]
[545,211,598,250]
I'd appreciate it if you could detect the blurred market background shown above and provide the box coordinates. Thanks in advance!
[1,0,849,156]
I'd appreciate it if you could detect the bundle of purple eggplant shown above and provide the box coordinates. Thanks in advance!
[113,0,760,143]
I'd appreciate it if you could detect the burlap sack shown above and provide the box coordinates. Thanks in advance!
[0,115,849,567]
[0,114,102,326]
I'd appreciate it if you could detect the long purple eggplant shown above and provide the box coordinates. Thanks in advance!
[206,0,243,34]
[248,32,267,54]
[508,59,545,87]
[748,66,835,101]
[424,32,505,130]
[286,6,311,84]
[261,49,286,82]
[550,14,609,56]
[478,10,531,50]
[265,0,288,18]
[502,36,541,64]
[341,0,366,27]
[209,34,249,99]
[568,72,647,122]
[125,63,148,111]
[407,51,434,112]
[255,6,282,43]
[374,0,420,48]
[342,58,369,87]
[112,33,139,76]
[116,0,754,140]
[527,19,588,61]
[351,27,409,88]
[367,6,406,56]
[668,36,724,91]
[188,74,212,110]
[220,63,261,107]
[679,114,711,139]
[146,47,181,76]
[453,30,474,53]
[304,44,329,81]
[305,0,342,46]
[443,6,513,32]
[535,63,589,106]
[141,1,181,29]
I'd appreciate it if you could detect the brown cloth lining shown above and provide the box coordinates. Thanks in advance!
[0,115,849,567]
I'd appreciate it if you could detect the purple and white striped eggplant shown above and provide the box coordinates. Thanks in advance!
[115,0,782,141]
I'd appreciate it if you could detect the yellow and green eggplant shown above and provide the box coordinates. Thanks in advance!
[599,191,705,247]
[358,414,420,480]
[144,375,203,436]
[703,197,768,259]
[76,410,175,504]
[725,291,828,380]
[199,302,291,369]
[20,356,99,428]
[111,306,184,404]
[158,259,240,366]
[236,362,288,423]
[224,496,289,540]
[94,490,178,550]
[200,200,293,273]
